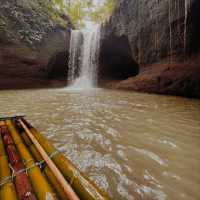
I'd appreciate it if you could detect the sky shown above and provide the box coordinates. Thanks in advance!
[93,0,106,7]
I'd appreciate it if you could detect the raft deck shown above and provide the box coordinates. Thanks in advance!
[0,116,110,200]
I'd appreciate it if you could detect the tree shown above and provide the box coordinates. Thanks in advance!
[66,0,92,27]
[90,0,117,23]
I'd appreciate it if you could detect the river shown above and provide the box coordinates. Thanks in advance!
[0,88,199,200]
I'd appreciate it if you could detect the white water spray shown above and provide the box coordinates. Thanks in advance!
[67,25,101,90]
[68,30,82,83]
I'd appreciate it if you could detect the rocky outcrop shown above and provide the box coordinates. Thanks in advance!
[0,0,72,89]
[101,0,200,98]
[115,57,200,98]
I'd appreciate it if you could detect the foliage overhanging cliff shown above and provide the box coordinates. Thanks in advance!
[0,0,73,89]
[0,0,71,47]
[0,0,118,89]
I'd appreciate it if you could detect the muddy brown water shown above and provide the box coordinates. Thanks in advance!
[0,88,200,200]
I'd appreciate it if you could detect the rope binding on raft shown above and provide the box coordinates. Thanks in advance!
[0,115,111,200]
[0,148,62,187]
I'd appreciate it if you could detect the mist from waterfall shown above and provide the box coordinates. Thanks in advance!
[67,25,101,90]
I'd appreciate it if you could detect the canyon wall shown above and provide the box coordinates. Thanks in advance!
[101,0,200,98]
[0,0,72,89]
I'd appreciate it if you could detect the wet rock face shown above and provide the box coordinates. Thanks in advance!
[99,34,139,81]
[102,0,200,66]
[188,0,200,53]
[0,0,72,89]
[46,51,68,79]
[39,27,71,79]
[101,0,200,98]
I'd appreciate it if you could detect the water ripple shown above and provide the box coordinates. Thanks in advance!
[0,89,200,200]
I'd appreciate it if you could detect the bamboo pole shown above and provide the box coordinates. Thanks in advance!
[20,131,68,200]
[1,125,37,200]
[18,119,80,200]
[6,120,57,200]
[0,124,18,200]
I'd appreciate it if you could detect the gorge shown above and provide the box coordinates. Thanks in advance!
[0,0,199,98]
[99,0,200,98]
[0,1,200,200]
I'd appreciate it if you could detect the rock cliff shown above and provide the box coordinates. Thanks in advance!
[100,0,200,98]
[0,0,72,89]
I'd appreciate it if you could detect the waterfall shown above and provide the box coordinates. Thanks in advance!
[68,30,83,83]
[67,25,101,89]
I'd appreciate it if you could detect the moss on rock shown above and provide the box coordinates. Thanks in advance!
[0,0,70,47]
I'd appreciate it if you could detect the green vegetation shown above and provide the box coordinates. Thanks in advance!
[0,0,116,46]
[90,0,117,23]
[0,0,72,46]
[66,0,93,27]
[51,0,117,28]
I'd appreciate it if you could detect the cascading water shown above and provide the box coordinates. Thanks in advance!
[68,30,83,84]
[67,25,101,89]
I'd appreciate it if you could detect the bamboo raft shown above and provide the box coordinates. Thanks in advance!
[0,116,110,200]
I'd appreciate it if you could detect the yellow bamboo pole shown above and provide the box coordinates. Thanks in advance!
[18,119,80,200]
[20,131,68,200]
[6,120,57,200]
[0,124,18,200]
